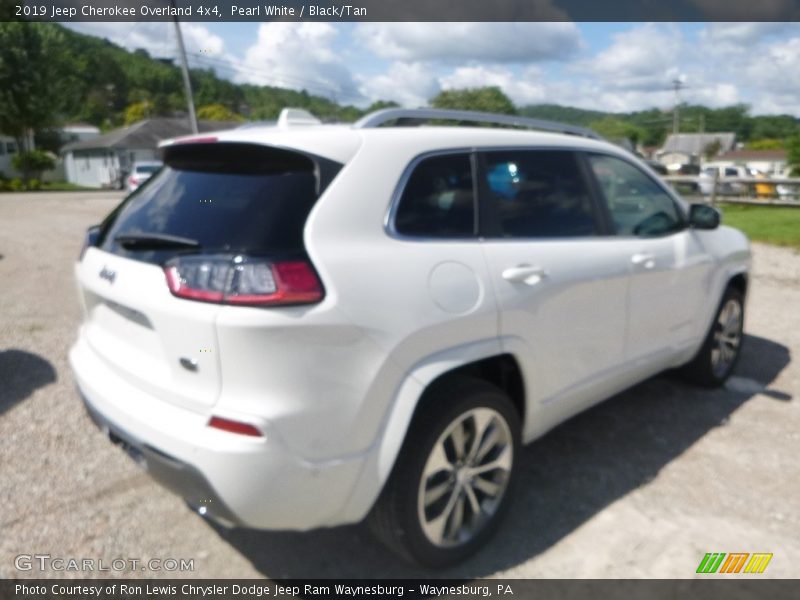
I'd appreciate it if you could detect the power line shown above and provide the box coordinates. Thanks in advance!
[187,52,364,103]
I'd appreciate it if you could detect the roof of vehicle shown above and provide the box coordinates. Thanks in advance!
[161,122,622,166]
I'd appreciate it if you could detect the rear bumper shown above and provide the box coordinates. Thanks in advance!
[80,393,241,526]
[69,335,372,530]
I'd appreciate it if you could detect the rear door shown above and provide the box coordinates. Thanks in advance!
[77,142,336,412]
[478,149,633,421]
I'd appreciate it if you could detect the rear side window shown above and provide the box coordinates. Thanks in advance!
[393,153,475,238]
[481,150,598,238]
[99,143,340,264]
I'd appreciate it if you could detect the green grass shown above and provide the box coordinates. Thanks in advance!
[719,203,800,249]
[0,182,96,192]
[40,182,96,191]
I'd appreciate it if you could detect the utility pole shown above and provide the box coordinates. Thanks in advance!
[672,78,684,135]
[171,4,198,133]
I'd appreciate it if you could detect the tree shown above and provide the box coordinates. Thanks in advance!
[12,150,55,183]
[365,100,400,113]
[196,103,244,122]
[787,134,800,176]
[124,101,154,125]
[430,87,516,115]
[588,117,646,145]
[703,139,722,160]
[0,23,76,151]
[747,139,784,150]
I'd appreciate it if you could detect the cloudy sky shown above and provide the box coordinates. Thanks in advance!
[65,22,800,116]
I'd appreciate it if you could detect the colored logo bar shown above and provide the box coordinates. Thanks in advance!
[697,553,773,574]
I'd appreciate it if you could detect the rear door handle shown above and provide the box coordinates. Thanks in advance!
[631,253,656,269]
[502,265,548,285]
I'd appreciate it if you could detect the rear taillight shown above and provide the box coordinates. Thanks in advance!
[164,255,323,306]
[128,176,137,186]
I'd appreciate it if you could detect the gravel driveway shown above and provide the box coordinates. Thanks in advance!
[1,192,798,579]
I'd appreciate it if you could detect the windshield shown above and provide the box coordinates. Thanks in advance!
[134,164,161,174]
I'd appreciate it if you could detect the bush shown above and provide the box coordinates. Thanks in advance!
[9,178,24,191]
[26,178,41,190]
[11,150,55,178]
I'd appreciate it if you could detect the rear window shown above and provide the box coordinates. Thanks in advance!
[134,164,160,174]
[98,143,341,264]
[393,153,476,238]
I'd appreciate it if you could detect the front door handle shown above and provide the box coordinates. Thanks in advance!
[631,253,656,269]
[502,265,548,285]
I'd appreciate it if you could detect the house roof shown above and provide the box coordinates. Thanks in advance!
[660,132,736,156]
[719,149,787,161]
[62,118,238,152]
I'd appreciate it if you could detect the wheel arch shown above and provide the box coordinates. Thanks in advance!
[338,341,526,523]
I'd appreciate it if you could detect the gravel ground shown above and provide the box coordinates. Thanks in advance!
[0,191,798,579]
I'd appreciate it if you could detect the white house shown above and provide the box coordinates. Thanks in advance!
[62,118,237,188]
[656,132,737,167]
[709,149,789,175]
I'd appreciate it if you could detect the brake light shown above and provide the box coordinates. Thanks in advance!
[128,176,137,185]
[208,416,263,437]
[164,255,323,306]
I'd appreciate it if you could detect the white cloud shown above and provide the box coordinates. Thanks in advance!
[440,65,550,105]
[236,23,362,102]
[577,24,688,93]
[357,62,440,107]
[64,22,225,60]
[355,23,582,64]
[702,22,793,46]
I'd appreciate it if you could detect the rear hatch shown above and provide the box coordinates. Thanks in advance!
[77,142,340,412]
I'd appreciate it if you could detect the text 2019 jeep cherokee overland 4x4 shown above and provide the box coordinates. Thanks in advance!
[70,108,750,566]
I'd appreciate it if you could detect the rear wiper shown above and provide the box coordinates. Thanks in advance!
[114,233,200,249]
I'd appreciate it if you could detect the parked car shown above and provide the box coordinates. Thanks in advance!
[70,108,751,567]
[698,164,749,196]
[126,160,162,192]
[645,159,668,176]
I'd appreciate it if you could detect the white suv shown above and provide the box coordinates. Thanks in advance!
[70,108,750,567]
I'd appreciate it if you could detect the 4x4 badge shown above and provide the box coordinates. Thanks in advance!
[99,266,116,284]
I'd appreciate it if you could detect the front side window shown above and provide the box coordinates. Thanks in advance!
[481,150,598,238]
[393,153,475,238]
[587,154,684,237]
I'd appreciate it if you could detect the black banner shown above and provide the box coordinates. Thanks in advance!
[0,580,798,600]
[5,0,800,22]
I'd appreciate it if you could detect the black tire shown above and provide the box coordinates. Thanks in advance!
[680,286,745,387]
[368,377,521,568]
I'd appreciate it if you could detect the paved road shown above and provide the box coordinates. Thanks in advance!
[1,191,798,578]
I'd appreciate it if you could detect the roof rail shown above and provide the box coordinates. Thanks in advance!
[353,108,604,140]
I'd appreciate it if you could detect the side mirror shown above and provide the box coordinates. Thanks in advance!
[689,204,720,230]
